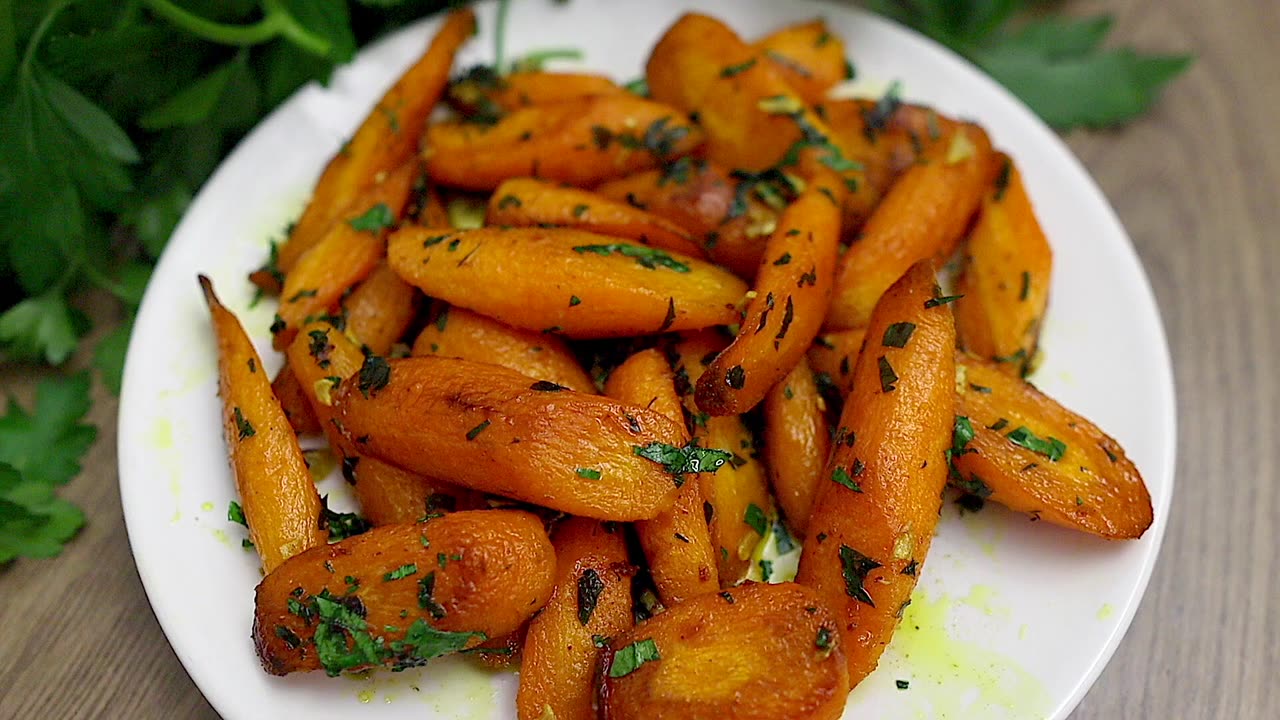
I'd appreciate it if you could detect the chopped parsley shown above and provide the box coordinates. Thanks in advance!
[839,545,882,607]
[1006,426,1067,461]
[348,203,395,233]
[609,638,661,678]
[529,380,567,392]
[924,294,964,308]
[577,568,605,625]
[720,58,757,77]
[633,441,732,477]
[877,356,898,392]
[726,365,746,389]
[418,573,447,619]
[815,626,833,650]
[882,322,917,348]
[227,500,247,527]
[465,420,491,441]
[383,564,418,582]
[572,243,690,272]
[744,503,768,537]
[575,468,602,480]
[232,407,255,440]
[831,466,862,492]
[356,355,391,398]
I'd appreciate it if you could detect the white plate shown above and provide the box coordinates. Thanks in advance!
[118,1,1176,718]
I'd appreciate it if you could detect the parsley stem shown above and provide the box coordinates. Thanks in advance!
[493,0,512,73]
[140,0,331,57]
[18,0,74,80]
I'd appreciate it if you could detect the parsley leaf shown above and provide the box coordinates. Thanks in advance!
[0,372,97,488]
[634,441,732,476]
[609,638,661,678]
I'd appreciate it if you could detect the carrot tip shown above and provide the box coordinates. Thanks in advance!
[198,274,218,308]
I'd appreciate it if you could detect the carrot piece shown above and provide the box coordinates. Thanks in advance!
[286,322,475,527]
[753,19,849,106]
[334,357,688,520]
[817,98,966,201]
[423,95,703,190]
[275,9,476,276]
[411,304,596,394]
[386,226,747,339]
[253,510,555,676]
[826,124,998,330]
[199,276,326,572]
[595,161,779,278]
[606,349,720,604]
[340,262,422,356]
[670,332,773,585]
[763,356,831,537]
[272,364,322,435]
[274,159,420,350]
[599,582,849,720]
[448,70,624,120]
[517,518,635,720]
[696,169,846,415]
[954,156,1053,376]
[487,177,707,259]
[796,261,956,686]
[954,353,1152,539]
[807,327,868,397]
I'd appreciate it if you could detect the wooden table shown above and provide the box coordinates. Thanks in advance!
[1,2,1276,718]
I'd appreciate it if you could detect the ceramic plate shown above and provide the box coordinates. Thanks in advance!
[118,1,1176,718]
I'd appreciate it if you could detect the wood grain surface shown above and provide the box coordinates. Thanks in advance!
[1,1,1276,718]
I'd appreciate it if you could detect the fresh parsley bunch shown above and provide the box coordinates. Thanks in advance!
[0,0,1188,563]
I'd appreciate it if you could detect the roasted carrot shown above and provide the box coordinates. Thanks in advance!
[273,365,322,435]
[386,226,747,339]
[518,518,635,720]
[696,168,846,415]
[595,161,779,278]
[275,9,476,277]
[286,321,474,526]
[334,357,690,520]
[954,353,1152,539]
[487,178,707,258]
[274,158,420,350]
[600,582,849,720]
[606,349,720,604]
[423,95,703,190]
[671,332,773,585]
[253,510,555,676]
[199,276,326,572]
[764,356,831,537]
[448,70,624,120]
[954,156,1053,376]
[797,261,956,686]
[827,124,998,330]
[753,19,849,106]
[807,327,868,397]
[411,304,596,394]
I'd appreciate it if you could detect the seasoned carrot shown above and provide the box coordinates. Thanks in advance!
[954,353,1152,539]
[423,95,703,190]
[797,261,956,686]
[827,124,998,330]
[954,156,1053,376]
[753,19,849,106]
[606,349,720,604]
[487,178,707,258]
[276,9,476,276]
[253,510,555,676]
[274,158,420,350]
[696,168,846,415]
[334,357,689,520]
[518,518,635,720]
[286,322,474,526]
[807,327,868,397]
[817,98,966,200]
[411,304,596,394]
[199,276,326,572]
[764,356,831,537]
[340,262,422,355]
[448,70,624,120]
[671,332,773,585]
[600,582,849,720]
[386,226,747,338]
[595,161,779,278]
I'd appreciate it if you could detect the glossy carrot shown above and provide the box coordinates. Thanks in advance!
[487,177,707,258]
[797,261,956,686]
[763,356,831,537]
[199,276,325,572]
[275,9,476,276]
[518,518,635,720]
[696,168,846,415]
[753,19,849,106]
[807,327,868,398]
[606,349,720,604]
[448,70,624,119]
